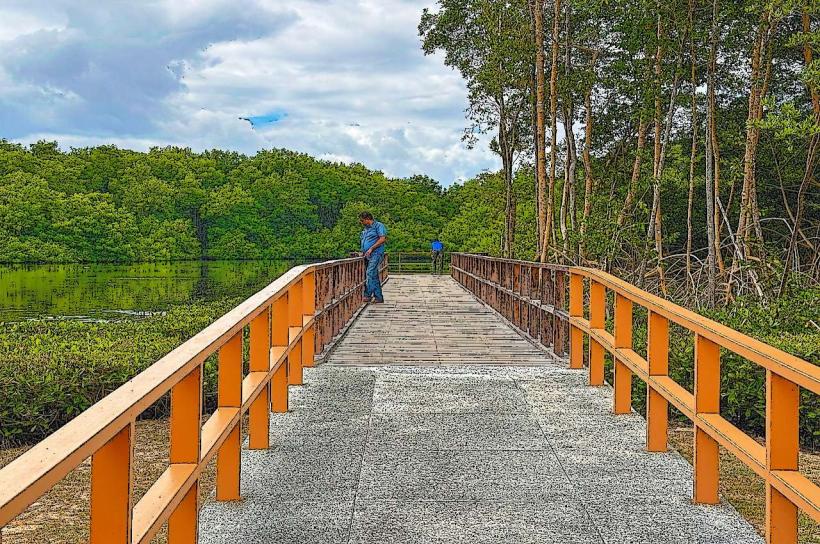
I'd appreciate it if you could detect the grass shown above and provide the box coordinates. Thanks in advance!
[669,426,820,544]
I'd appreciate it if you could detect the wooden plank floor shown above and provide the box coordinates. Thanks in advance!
[326,274,551,366]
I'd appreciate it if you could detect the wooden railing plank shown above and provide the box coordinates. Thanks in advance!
[132,463,197,544]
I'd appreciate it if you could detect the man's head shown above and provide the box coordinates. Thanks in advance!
[359,211,374,226]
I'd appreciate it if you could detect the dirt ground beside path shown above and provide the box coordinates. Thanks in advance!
[0,418,225,544]
[669,427,820,544]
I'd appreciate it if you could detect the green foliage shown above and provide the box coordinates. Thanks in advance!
[0,142,469,262]
[0,298,240,445]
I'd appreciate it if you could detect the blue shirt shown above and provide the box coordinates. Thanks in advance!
[431,240,443,251]
[361,220,387,256]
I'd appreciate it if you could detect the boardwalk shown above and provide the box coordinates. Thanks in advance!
[199,275,761,543]
[328,275,549,366]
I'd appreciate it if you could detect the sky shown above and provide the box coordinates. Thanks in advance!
[0,0,499,186]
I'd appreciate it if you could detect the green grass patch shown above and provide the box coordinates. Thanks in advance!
[0,297,241,446]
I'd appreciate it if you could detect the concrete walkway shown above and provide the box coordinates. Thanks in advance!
[199,276,762,543]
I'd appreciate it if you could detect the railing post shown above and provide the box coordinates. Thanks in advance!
[89,422,134,544]
[765,370,799,544]
[568,272,584,370]
[588,280,605,386]
[271,294,289,413]
[613,293,633,414]
[169,484,198,544]
[216,331,242,501]
[288,280,304,386]
[554,270,566,357]
[646,311,669,452]
[248,308,270,450]
[168,365,202,543]
[302,271,316,369]
[694,333,720,504]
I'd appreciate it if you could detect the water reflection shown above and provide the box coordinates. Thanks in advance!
[0,260,297,321]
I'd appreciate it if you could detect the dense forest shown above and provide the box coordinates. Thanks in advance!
[0,140,534,266]
[0,141,453,262]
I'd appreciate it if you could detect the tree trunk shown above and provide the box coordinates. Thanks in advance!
[779,10,819,296]
[562,101,578,257]
[617,119,647,228]
[541,0,562,262]
[705,0,718,305]
[737,11,773,257]
[560,162,569,254]
[497,91,516,258]
[707,23,725,279]
[730,9,776,298]
[580,50,599,260]
[685,0,697,295]
[645,13,671,295]
[564,5,577,256]
[531,66,541,258]
[532,0,548,259]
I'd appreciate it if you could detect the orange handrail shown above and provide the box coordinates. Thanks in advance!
[452,254,819,544]
[0,256,385,543]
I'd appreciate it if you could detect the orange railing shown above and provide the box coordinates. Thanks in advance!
[0,256,386,543]
[453,253,819,544]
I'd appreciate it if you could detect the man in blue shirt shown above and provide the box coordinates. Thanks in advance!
[359,211,387,303]
[431,238,444,274]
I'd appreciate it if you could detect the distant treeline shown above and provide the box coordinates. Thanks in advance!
[0,141,512,263]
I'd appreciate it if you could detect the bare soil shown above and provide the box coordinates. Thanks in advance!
[0,416,249,544]
[669,426,820,544]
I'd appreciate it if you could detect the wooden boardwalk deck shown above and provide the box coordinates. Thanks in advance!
[327,275,549,366]
[199,275,762,544]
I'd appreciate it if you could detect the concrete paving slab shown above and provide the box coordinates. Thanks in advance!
[585,493,763,544]
[287,377,374,413]
[536,411,649,447]
[268,411,370,450]
[347,500,601,544]
[372,378,529,414]
[358,449,570,501]
[199,498,354,544]
[237,447,362,500]
[368,412,547,451]
[554,444,696,481]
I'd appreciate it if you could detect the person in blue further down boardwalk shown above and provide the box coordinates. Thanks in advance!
[359,211,387,303]
[431,237,444,274]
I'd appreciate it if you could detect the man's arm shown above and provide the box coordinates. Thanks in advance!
[364,235,386,257]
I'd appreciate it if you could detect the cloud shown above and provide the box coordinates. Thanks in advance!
[0,0,499,185]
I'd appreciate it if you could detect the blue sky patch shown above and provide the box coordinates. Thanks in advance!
[241,110,288,127]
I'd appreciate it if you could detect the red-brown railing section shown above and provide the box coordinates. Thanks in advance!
[0,256,385,544]
[451,253,569,357]
[314,256,388,356]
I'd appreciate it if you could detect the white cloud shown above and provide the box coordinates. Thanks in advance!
[0,0,498,185]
